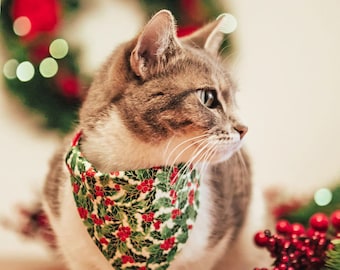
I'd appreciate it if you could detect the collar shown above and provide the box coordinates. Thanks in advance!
[66,131,200,269]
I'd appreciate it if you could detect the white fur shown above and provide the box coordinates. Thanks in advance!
[169,170,234,270]
[216,186,273,270]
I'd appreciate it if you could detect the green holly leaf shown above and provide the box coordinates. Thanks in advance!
[142,220,152,234]
[110,177,129,186]
[99,174,110,185]
[177,231,189,243]
[126,211,138,230]
[102,223,119,236]
[131,237,153,253]
[155,263,170,270]
[157,213,171,222]
[154,197,172,209]
[87,226,94,237]
[148,244,161,254]
[156,182,169,192]
[137,169,152,180]
[157,171,169,184]
[81,185,87,196]
[149,252,168,264]
[111,205,124,221]
[185,205,198,220]
[97,203,106,218]
[111,258,122,268]
[161,226,172,239]
[84,217,93,226]
[77,161,86,174]
[117,241,128,254]
[167,246,178,262]
[150,231,163,241]
[70,153,77,170]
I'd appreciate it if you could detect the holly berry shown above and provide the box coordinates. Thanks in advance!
[254,231,269,247]
[290,222,305,235]
[330,210,340,231]
[254,217,334,270]
[275,220,292,235]
[309,213,329,232]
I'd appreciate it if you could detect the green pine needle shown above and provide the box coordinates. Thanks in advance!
[323,239,340,270]
[282,185,340,226]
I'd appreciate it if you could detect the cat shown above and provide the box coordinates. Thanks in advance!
[43,9,271,270]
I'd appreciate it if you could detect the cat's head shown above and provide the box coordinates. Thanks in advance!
[79,10,247,171]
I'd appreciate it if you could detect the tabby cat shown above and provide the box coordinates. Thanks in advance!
[43,9,270,270]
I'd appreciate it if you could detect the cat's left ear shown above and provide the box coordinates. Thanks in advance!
[130,10,181,79]
[181,15,226,55]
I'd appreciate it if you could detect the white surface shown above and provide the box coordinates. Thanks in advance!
[0,0,339,260]
[229,0,340,192]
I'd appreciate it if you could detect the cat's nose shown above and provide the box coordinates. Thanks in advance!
[234,124,248,139]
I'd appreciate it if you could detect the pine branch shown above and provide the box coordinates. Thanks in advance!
[323,239,340,270]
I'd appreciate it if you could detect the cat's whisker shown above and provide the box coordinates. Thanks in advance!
[176,141,209,180]
[195,141,217,174]
[164,134,209,167]
[175,139,217,186]
[194,139,218,164]
[167,135,211,188]
[163,136,175,162]
[166,136,209,182]
[183,139,212,171]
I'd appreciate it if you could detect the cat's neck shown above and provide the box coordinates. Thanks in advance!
[79,113,198,172]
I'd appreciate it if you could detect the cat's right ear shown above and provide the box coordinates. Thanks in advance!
[181,15,226,56]
[130,10,181,80]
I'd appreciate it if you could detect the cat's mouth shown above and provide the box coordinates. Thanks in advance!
[200,132,244,163]
[210,141,242,163]
[181,135,243,165]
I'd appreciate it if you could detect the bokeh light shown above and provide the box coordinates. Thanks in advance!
[314,188,332,206]
[3,59,19,79]
[13,16,31,36]
[217,13,238,34]
[49,39,69,59]
[16,61,35,82]
[39,57,58,78]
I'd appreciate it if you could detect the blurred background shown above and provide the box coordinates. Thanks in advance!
[0,0,339,269]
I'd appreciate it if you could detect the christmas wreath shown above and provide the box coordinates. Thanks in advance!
[0,0,231,133]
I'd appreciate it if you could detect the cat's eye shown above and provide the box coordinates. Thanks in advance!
[198,89,220,109]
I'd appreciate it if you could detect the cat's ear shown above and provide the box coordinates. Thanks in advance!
[181,15,226,55]
[130,10,181,79]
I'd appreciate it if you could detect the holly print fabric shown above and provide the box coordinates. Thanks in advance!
[66,132,200,270]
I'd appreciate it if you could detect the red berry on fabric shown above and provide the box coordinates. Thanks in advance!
[309,213,329,232]
[330,210,340,230]
[72,183,80,194]
[254,231,269,247]
[99,237,109,245]
[276,220,292,235]
[153,220,161,230]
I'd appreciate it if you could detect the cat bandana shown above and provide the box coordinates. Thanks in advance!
[66,132,200,269]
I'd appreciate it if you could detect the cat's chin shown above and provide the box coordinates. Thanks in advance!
[208,143,243,164]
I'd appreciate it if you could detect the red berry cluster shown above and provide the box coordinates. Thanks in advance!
[117,226,131,242]
[160,237,176,250]
[137,179,154,193]
[254,210,340,270]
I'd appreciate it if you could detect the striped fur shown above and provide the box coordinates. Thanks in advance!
[43,10,270,270]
